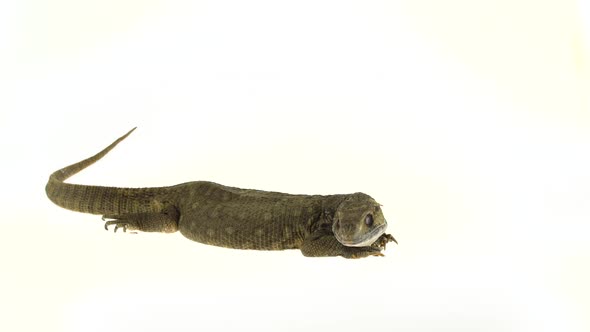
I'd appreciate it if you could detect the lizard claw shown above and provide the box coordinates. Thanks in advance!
[382,234,397,247]
[104,219,125,232]
[373,233,397,250]
[104,219,137,234]
[387,234,398,245]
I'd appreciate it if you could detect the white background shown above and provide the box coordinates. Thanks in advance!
[1,1,589,331]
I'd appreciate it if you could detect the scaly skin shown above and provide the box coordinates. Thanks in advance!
[46,128,397,258]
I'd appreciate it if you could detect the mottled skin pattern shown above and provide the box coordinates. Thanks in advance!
[46,128,397,258]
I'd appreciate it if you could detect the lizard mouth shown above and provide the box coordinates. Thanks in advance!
[335,223,387,247]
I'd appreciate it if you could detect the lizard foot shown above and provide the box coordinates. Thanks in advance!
[101,206,180,234]
[372,233,397,250]
[102,216,139,234]
[345,246,385,259]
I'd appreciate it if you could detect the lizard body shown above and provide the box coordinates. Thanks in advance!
[46,128,396,258]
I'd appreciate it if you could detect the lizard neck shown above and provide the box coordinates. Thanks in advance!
[305,194,348,234]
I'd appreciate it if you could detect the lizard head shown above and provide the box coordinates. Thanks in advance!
[332,193,388,247]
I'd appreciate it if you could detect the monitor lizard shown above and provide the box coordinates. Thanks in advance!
[46,128,397,258]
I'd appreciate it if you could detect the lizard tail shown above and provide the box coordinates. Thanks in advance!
[49,127,137,182]
[45,128,166,215]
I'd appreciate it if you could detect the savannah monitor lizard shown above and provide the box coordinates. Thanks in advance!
[46,128,397,258]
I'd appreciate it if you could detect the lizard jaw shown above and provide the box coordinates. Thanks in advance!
[335,223,387,247]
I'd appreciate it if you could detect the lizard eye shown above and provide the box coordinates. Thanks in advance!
[365,214,374,227]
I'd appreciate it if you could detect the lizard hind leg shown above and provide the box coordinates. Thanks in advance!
[103,205,180,234]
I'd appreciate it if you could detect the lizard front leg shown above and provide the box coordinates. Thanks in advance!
[103,205,180,234]
[300,230,385,258]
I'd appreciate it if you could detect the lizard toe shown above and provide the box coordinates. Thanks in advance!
[104,219,137,233]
